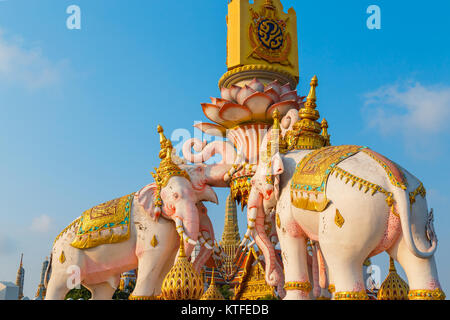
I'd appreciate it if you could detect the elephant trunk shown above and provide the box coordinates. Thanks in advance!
[251,195,284,289]
[176,204,200,258]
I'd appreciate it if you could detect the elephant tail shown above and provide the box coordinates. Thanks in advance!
[392,186,437,259]
[44,252,52,289]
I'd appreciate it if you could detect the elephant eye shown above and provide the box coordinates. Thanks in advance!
[173,193,180,200]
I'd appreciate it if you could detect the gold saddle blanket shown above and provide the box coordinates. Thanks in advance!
[290,145,407,212]
[71,193,135,249]
[291,145,366,212]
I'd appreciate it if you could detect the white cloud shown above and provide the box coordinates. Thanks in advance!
[0,29,65,89]
[363,81,450,155]
[30,214,53,233]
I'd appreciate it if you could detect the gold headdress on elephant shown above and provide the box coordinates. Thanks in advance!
[151,125,190,216]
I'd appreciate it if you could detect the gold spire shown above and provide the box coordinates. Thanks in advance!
[200,268,225,300]
[285,75,331,150]
[220,193,240,279]
[152,125,190,189]
[161,235,204,300]
[377,257,409,300]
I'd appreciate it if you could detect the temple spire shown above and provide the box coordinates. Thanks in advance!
[15,254,25,300]
[220,193,241,278]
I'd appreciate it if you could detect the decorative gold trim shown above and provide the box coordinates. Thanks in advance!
[362,149,407,190]
[408,288,446,300]
[128,294,161,300]
[276,213,281,229]
[331,166,399,217]
[335,209,345,228]
[328,284,336,293]
[334,291,369,300]
[284,281,312,293]
[218,64,298,89]
[150,235,158,248]
[409,183,426,205]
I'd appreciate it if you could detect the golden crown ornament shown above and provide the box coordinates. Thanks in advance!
[151,125,190,217]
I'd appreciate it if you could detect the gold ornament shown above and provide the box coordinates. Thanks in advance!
[151,125,190,213]
[284,281,312,293]
[161,236,204,300]
[409,183,426,205]
[150,235,158,248]
[335,209,345,228]
[328,284,336,293]
[408,288,446,300]
[276,213,281,229]
[59,251,66,264]
[377,258,409,300]
[334,291,369,300]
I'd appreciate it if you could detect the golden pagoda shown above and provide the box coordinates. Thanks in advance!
[161,236,204,300]
[285,75,331,150]
[377,257,409,300]
[200,269,225,300]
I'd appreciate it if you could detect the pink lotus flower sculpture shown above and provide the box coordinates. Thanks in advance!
[192,79,304,164]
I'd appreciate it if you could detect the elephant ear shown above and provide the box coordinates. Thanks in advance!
[136,183,160,221]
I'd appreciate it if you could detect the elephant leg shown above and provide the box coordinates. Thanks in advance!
[319,241,368,300]
[85,281,116,300]
[278,232,311,300]
[388,235,445,300]
[45,274,71,300]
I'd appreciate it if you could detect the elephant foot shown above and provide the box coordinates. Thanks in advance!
[334,291,369,300]
[283,281,312,300]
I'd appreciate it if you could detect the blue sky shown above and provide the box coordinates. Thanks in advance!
[0,0,449,298]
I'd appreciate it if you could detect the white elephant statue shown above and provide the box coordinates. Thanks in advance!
[44,125,235,300]
[243,124,445,300]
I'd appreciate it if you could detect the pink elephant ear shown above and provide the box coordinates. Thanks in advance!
[136,183,160,221]
[271,152,284,176]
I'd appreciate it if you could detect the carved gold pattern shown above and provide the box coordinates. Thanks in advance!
[284,281,312,293]
[71,193,134,249]
[233,247,276,300]
[377,258,409,300]
[248,2,292,66]
[161,236,203,300]
[408,288,446,300]
[334,291,370,300]
[335,209,345,228]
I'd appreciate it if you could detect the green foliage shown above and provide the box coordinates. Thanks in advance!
[219,285,234,300]
[65,285,91,300]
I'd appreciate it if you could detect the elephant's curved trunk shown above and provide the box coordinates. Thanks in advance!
[392,187,437,259]
[182,139,237,165]
[251,194,284,288]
